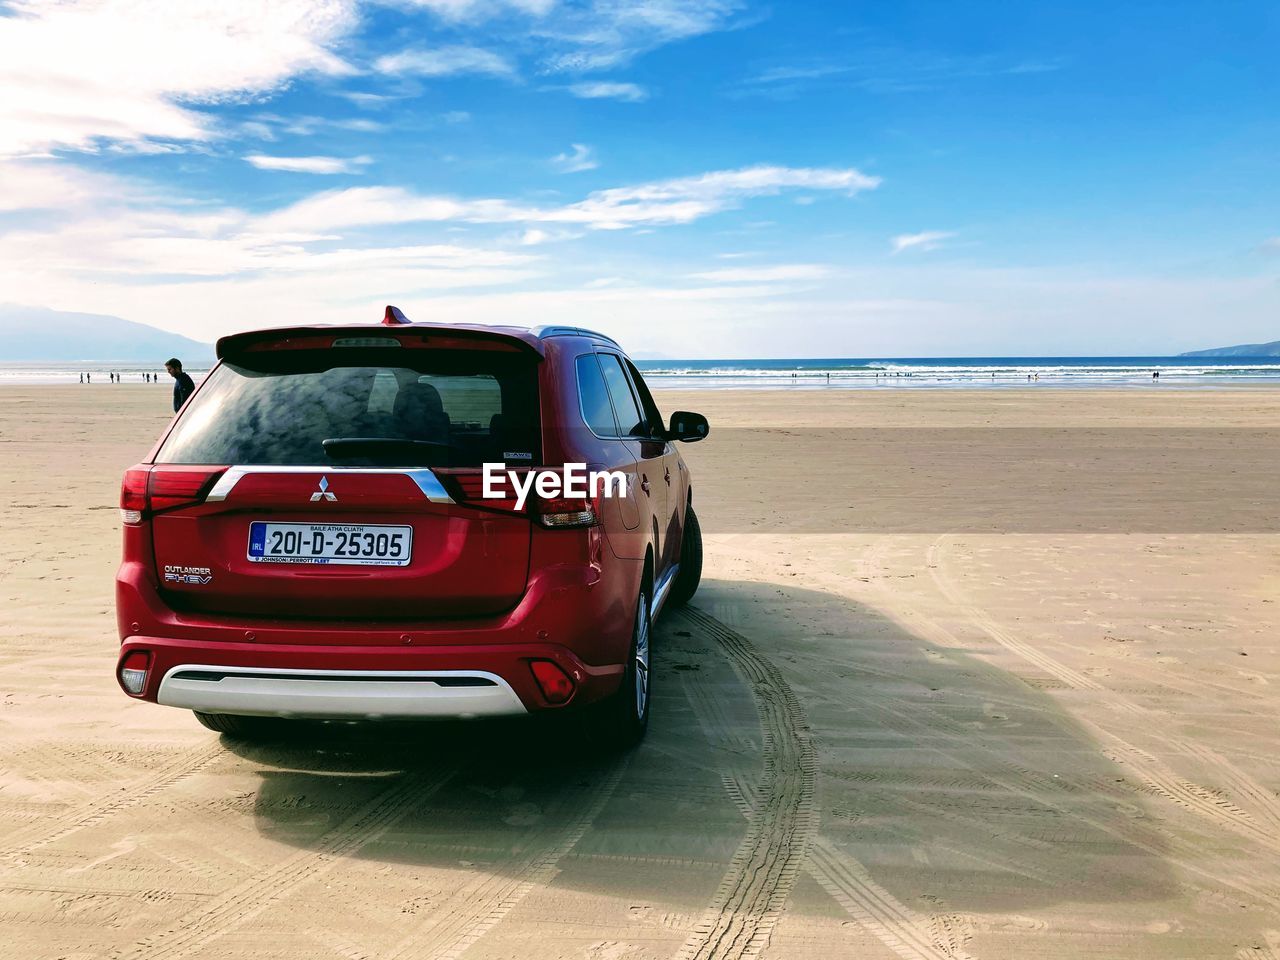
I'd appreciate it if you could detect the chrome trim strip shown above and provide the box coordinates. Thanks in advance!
[651,562,679,620]
[156,664,526,719]
[205,465,454,503]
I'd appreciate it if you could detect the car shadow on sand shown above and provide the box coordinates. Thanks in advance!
[218,578,1180,932]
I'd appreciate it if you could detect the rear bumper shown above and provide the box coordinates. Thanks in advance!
[116,554,642,717]
[119,636,622,715]
[156,665,526,719]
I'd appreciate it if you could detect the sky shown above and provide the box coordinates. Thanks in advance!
[0,0,1277,358]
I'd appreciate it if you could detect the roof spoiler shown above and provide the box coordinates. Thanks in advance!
[216,320,546,360]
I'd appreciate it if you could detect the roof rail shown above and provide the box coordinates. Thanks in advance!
[533,325,620,347]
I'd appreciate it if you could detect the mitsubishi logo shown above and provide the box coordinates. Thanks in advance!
[310,476,337,502]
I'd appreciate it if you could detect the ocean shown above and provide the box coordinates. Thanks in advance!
[634,356,1280,388]
[2,357,1279,388]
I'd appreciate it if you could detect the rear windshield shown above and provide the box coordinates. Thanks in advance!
[156,350,540,468]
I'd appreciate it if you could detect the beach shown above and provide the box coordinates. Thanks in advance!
[3,384,1280,959]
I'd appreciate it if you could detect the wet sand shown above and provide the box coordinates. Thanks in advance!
[2,385,1279,959]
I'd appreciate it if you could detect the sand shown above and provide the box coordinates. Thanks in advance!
[2,384,1279,959]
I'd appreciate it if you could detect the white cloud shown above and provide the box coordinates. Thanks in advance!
[3,158,1277,358]
[245,154,373,174]
[393,0,556,19]
[551,143,598,173]
[516,227,583,245]
[536,1,745,72]
[891,230,954,254]
[693,264,831,283]
[0,156,885,348]
[0,0,358,156]
[0,161,132,212]
[270,115,386,135]
[374,45,517,78]
[567,81,649,102]
[254,164,879,234]
[392,0,744,74]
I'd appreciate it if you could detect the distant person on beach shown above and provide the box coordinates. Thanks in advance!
[79,373,84,384]
[166,358,195,412]
[1152,370,1160,380]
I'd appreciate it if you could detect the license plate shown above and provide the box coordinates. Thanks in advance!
[247,522,413,566]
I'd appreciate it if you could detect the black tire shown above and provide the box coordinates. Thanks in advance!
[194,712,287,739]
[593,586,652,750]
[668,504,703,607]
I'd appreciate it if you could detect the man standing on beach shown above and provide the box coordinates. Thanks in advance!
[166,358,195,412]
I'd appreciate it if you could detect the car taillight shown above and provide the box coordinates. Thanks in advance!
[533,494,597,529]
[120,466,150,524]
[529,660,575,704]
[441,472,523,512]
[119,650,150,696]
[439,469,598,527]
[149,466,227,512]
[119,464,227,523]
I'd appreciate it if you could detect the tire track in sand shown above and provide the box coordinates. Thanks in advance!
[672,607,817,960]
[845,538,1280,913]
[0,743,224,861]
[382,760,627,960]
[926,535,1280,857]
[115,769,454,960]
[722,776,977,960]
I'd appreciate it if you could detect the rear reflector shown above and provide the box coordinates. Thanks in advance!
[529,660,575,705]
[119,650,150,696]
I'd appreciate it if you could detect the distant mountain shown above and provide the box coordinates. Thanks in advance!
[0,304,213,362]
[1180,339,1280,358]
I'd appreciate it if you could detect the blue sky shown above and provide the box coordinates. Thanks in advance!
[0,0,1276,357]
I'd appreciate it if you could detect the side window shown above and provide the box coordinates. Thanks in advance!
[599,353,645,437]
[576,354,619,437]
[624,359,664,437]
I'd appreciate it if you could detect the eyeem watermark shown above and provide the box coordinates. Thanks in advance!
[483,463,627,509]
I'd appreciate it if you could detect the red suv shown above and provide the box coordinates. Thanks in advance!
[115,308,707,747]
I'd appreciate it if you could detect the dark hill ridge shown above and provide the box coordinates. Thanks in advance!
[1180,339,1280,358]
[0,304,212,362]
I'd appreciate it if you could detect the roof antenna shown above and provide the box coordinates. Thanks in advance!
[383,305,412,325]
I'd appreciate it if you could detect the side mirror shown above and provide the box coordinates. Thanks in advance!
[667,410,709,443]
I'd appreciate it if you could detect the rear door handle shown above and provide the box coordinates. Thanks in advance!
[640,476,651,495]
[664,467,671,485]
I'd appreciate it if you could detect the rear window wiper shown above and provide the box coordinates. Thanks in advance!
[322,437,451,464]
